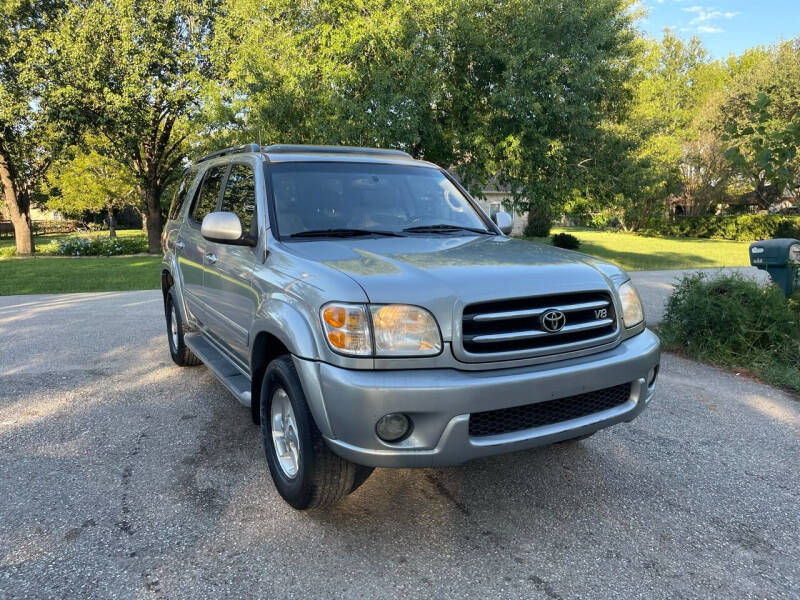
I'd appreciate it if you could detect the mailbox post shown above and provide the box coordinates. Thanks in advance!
[749,238,800,297]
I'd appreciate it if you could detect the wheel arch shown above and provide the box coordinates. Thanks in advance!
[161,269,173,301]
[248,308,333,437]
[250,330,291,424]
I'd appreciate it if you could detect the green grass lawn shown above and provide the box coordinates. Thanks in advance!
[0,256,161,295]
[524,227,752,271]
[0,226,754,295]
[0,229,146,257]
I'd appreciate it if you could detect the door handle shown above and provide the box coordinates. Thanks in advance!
[175,239,185,250]
[205,253,217,264]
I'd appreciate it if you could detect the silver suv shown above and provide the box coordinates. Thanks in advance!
[161,144,660,509]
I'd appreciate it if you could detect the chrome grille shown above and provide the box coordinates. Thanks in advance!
[462,291,617,355]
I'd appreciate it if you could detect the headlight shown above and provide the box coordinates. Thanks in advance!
[371,305,442,356]
[321,303,372,356]
[617,281,644,328]
[320,303,442,357]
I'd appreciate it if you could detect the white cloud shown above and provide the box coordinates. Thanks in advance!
[678,5,739,34]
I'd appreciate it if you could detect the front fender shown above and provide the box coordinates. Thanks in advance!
[249,299,337,437]
[249,297,321,362]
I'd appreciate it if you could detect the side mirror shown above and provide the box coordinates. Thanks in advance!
[201,212,254,246]
[492,211,513,235]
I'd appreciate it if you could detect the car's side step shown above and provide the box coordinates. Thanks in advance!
[184,333,252,408]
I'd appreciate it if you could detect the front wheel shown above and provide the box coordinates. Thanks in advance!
[260,355,372,509]
[165,288,201,367]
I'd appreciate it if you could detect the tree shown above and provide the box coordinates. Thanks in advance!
[611,32,730,228]
[452,0,640,237]
[211,0,641,236]
[0,0,74,254]
[678,132,736,216]
[51,0,218,253]
[210,0,450,159]
[46,142,137,237]
[720,40,800,208]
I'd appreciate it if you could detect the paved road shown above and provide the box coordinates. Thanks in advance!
[1,291,798,599]
[630,266,770,326]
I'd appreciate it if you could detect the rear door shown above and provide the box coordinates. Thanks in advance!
[201,161,260,361]
[176,163,227,323]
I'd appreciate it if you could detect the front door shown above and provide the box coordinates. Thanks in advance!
[176,164,227,324]
[202,162,260,362]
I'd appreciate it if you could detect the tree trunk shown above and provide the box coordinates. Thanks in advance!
[142,184,163,254]
[755,177,770,210]
[0,147,35,255]
[106,202,116,238]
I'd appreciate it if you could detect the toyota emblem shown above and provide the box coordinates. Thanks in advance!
[540,309,567,332]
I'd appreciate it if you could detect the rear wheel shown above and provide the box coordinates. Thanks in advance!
[165,288,201,367]
[260,355,371,509]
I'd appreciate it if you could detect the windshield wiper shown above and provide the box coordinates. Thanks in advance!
[289,228,406,238]
[402,224,495,235]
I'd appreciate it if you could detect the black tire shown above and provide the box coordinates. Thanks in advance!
[260,355,369,509]
[165,288,201,367]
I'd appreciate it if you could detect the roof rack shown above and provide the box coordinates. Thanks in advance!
[196,143,261,164]
[262,144,412,158]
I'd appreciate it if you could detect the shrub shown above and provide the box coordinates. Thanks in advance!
[590,208,623,231]
[551,232,580,249]
[46,235,148,256]
[523,201,553,237]
[641,214,800,241]
[660,273,800,391]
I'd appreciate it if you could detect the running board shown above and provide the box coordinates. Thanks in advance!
[184,333,252,407]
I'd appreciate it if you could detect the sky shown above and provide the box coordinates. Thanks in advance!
[637,0,800,58]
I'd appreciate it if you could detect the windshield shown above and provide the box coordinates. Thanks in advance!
[268,162,492,237]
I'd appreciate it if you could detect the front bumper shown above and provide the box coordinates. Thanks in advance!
[295,329,660,467]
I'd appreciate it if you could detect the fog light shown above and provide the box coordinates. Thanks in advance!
[647,365,659,387]
[375,413,410,442]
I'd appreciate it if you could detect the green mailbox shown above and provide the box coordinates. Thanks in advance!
[749,238,800,297]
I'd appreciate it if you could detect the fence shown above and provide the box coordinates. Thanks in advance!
[0,220,80,239]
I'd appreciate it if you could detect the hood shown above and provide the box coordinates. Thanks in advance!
[283,235,628,341]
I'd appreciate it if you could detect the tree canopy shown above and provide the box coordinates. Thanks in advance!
[0,0,77,254]
[49,0,218,252]
[210,0,640,236]
[720,40,800,208]
[1,0,799,249]
[46,139,137,236]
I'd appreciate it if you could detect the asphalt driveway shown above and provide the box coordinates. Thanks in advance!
[0,290,798,599]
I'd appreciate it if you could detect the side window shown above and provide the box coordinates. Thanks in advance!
[168,169,194,221]
[190,166,226,224]
[221,164,257,235]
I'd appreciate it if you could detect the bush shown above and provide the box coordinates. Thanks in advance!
[523,200,553,237]
[551,232,580,249]
[46,235,148,256]
[642,214,800,241]
[660,273,800,391]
